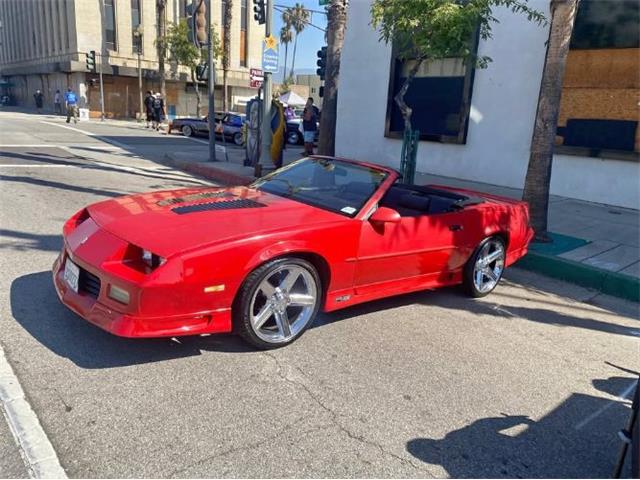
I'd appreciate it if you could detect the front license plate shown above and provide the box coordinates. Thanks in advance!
[64,259,80,293]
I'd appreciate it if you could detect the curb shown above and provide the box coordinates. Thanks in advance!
[516,251,640,302]
[163,154,254,186]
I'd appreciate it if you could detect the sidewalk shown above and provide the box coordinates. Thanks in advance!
[163,150,640,302]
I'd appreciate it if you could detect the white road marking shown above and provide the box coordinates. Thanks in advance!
[574,379,637,430]
[40,121,130,150]
[0,345,67,478]
[0,145,55,148]
[0,164,75,168]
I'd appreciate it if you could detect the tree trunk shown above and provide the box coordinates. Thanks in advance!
[317,0,347,156]
[222,0,233,112]
[289,34,298,81]
[394,57,424,133]
[157,0,166,98]
[522,0,579,242]
[283,43,289,83]
[191,69,201,117]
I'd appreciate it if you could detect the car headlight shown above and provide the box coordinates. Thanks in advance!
[142,249,166,269]
[63,208,89,235]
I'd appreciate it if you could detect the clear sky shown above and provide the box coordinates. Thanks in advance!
[271,0,328,80]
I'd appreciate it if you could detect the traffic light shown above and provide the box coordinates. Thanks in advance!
[319,86,324,98]
[253,0,265,24]
[86,50,96,73]
[188,0,207,48]
[316,46,327,80]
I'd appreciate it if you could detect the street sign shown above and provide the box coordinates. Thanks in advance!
[319,0,329,4]
[261,35,279,74]
[250,68,264,88]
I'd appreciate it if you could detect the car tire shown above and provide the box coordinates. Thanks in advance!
[462,236,506,298]
[287,131,301,145]
[181,125,193,137]
[234,257,321,349]
[233,132,244,146]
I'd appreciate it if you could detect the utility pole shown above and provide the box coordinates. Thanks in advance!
[99,0,106,121]
[259,0,273,169]
[207,0,217,161]
[138,50,142,121]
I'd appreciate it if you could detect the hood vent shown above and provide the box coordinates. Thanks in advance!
[172,199,266,215]
[158,191,234,207]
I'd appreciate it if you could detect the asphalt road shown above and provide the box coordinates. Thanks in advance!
[0,110,638,478]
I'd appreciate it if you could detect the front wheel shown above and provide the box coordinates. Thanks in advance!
[234,258,321,349]
[233,132,244,146]
[287,131,301,145]
[462,236,505,298]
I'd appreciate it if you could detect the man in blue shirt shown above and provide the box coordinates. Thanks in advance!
[64,87,78,124]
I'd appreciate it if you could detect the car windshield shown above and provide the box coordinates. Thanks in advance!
[253,158,387,217]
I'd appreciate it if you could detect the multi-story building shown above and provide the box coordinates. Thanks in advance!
[0,0,264,118]
[295,73,321,106]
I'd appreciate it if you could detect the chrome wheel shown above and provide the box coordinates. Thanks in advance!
[249,264,318,344]
[472,238,505,294]
[181,125,193,137]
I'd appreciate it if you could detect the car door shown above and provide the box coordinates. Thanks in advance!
[354,194,474,295]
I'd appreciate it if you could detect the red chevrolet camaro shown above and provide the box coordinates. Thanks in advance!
[53,156,533,348]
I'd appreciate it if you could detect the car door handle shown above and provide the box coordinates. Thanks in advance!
[449,224,463,231]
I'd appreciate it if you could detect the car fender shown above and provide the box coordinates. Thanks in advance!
[243,240,327,277]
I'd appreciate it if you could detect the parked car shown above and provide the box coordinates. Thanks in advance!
[168,112,246,146]
[286,118,319,145]
[54,156,534,349]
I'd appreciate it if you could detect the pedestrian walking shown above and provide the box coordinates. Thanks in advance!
[151,93,166,132]
[64,87,78,124]
[302,97,318,155]
[54,90,62,115]
[144,90,154,128]
[34,89,44,113]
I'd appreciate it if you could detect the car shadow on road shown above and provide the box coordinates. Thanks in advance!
[405,375,636,478]
[10,271,254,369]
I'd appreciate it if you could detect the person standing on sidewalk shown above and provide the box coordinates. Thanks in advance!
[144,90,154,128]
[302,97,318,155]
[151,93,166,132]
[64,87,78,124]
[54,90,62,115]
[34,89,44,113]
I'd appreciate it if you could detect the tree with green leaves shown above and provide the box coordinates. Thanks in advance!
[280,23,293,83]
[371,0,546,134]
[287,3,310,80]
[164,20,221,117]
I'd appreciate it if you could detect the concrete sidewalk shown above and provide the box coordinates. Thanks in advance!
[163,149,640,302]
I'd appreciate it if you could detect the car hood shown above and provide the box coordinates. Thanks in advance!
[87,186,345,258]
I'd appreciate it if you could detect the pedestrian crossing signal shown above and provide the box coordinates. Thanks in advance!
[86,51,96,73]
[195,64,208,81]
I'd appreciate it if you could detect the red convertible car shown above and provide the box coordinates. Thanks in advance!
[53,157,533,348]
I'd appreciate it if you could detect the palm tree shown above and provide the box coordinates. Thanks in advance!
[222,0,233,111]
[522,0,580,241]
[287,3,310,80]
[280,24,293,83]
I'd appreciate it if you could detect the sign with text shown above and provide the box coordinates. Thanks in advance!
[261,35,279,74]
[250,68,264,88]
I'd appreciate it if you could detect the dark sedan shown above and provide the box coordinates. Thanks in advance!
[286,118,319,145]
[169,112,246,145]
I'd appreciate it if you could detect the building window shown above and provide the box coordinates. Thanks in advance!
[240,0,247,66]
[131,0,142,54]
[104,0,117,50]
[385,37,477,144]
[179,0,190,18]
[556,0,639,158]
[311,87,315,94]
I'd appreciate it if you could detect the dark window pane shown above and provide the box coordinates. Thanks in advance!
[241,0,247,30]
[105,0,117,50]
[571,0,639,49]
[131,0,141,53]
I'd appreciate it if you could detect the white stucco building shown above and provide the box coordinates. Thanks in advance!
[336,0,639,209]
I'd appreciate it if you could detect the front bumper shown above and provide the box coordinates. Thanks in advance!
[52,250,231,338]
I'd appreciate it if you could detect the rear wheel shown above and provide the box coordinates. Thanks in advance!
[463,236,505,297]
[234,258,321,349]
[181,125,193,137]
